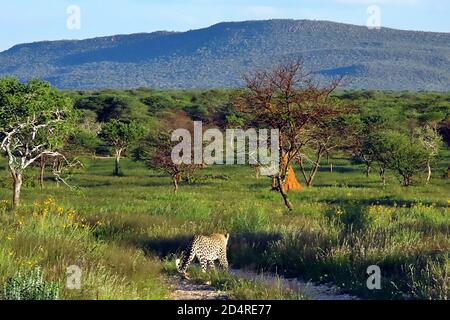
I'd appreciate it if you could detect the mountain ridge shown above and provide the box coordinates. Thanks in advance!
[1,19,449,91]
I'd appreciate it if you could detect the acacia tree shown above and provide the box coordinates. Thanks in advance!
[0,78,76,206]
[144,131,200,192]
[236,61,342,210]
[298,110,356,187]
[366,131,429,186]
[100,120,144,176]
[415,125,442,182]
[362,132,395,185]
[37,129,95,188]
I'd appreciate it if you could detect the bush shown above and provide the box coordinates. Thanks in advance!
[326,205,373,231]
[364,131,430,186]
[2,267,59,300]
[229,207,269,233]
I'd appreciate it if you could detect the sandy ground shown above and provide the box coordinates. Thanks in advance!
[167,268,359,300]
[230,269,359,300]
[168,276,229,300]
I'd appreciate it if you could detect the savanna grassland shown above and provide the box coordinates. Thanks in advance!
[1,150,449,300]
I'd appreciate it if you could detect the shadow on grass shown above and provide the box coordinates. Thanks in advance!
[138,232,283,264]
[324,197,449,208]
[142,181,215,188]
[74,181,114,188]
[313,181,382,189]
[316,166,358,173]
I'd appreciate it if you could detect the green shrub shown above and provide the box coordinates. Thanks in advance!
[326,205,373,231]
[229,207,269,233]
[2,267,59,300]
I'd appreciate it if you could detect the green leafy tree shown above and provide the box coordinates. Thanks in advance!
[418,111,445,130]
[351,112,393,178]
[74,94,129,122]
[362,132,396,185]
[0,78,76,206]
[414,125,442,182]
[38,110,99,188]
[438,118,450,147]
[99,120,144,176]
[368,131,429,186]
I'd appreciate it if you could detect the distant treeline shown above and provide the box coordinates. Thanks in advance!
[69,88,450,152]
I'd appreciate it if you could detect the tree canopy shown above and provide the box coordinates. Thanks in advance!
[0,78,76,205]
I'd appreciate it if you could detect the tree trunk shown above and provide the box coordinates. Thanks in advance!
[276,175,293,211]
[380,166,386,186]
[114,149,123,176]
[299,149,323,187]
[365,164,371,177]
[39,156,46,188]
[173,173,180,193]
[426,161,432,182]
[307,160,321,187]
[254,165,260,179]
[12,172,23,207]
[299,159,309,186]
[271,176,278,190]
[327,153,333,172]
[403,175,412,187]
[53,157,63,188]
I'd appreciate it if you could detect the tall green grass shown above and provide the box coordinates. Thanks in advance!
[0,154,449,299]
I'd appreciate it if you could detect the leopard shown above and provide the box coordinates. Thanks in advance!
[176,233,230,279]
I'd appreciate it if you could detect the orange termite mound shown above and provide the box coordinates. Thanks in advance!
[283,165,303,191]
[282,154,303,192]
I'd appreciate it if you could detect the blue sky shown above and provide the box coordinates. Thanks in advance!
[1,0,449,51]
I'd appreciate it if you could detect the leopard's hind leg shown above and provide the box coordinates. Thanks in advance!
[176,249,196,279]
[207,260,216,271]
[199,256,208,273]
[218,251,229,271]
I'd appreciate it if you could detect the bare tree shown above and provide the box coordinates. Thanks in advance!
[145,131,200,193]
[236,61,343,209]
[298,109,356,187]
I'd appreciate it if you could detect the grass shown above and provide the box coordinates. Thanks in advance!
[0,150,449,300]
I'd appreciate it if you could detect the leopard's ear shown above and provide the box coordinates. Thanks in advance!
[225,233,230,241]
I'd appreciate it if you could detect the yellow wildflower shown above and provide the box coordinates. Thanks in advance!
[43,197,56,206]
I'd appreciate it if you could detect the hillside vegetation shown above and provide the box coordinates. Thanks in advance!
[1,20,450,90]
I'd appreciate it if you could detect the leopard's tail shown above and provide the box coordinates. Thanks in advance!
[176,242,195,274]
[175,257,182,270]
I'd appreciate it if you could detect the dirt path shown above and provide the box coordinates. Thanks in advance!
[167,269,359,300]
[168,276,229,300]
[230,269,359,300]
